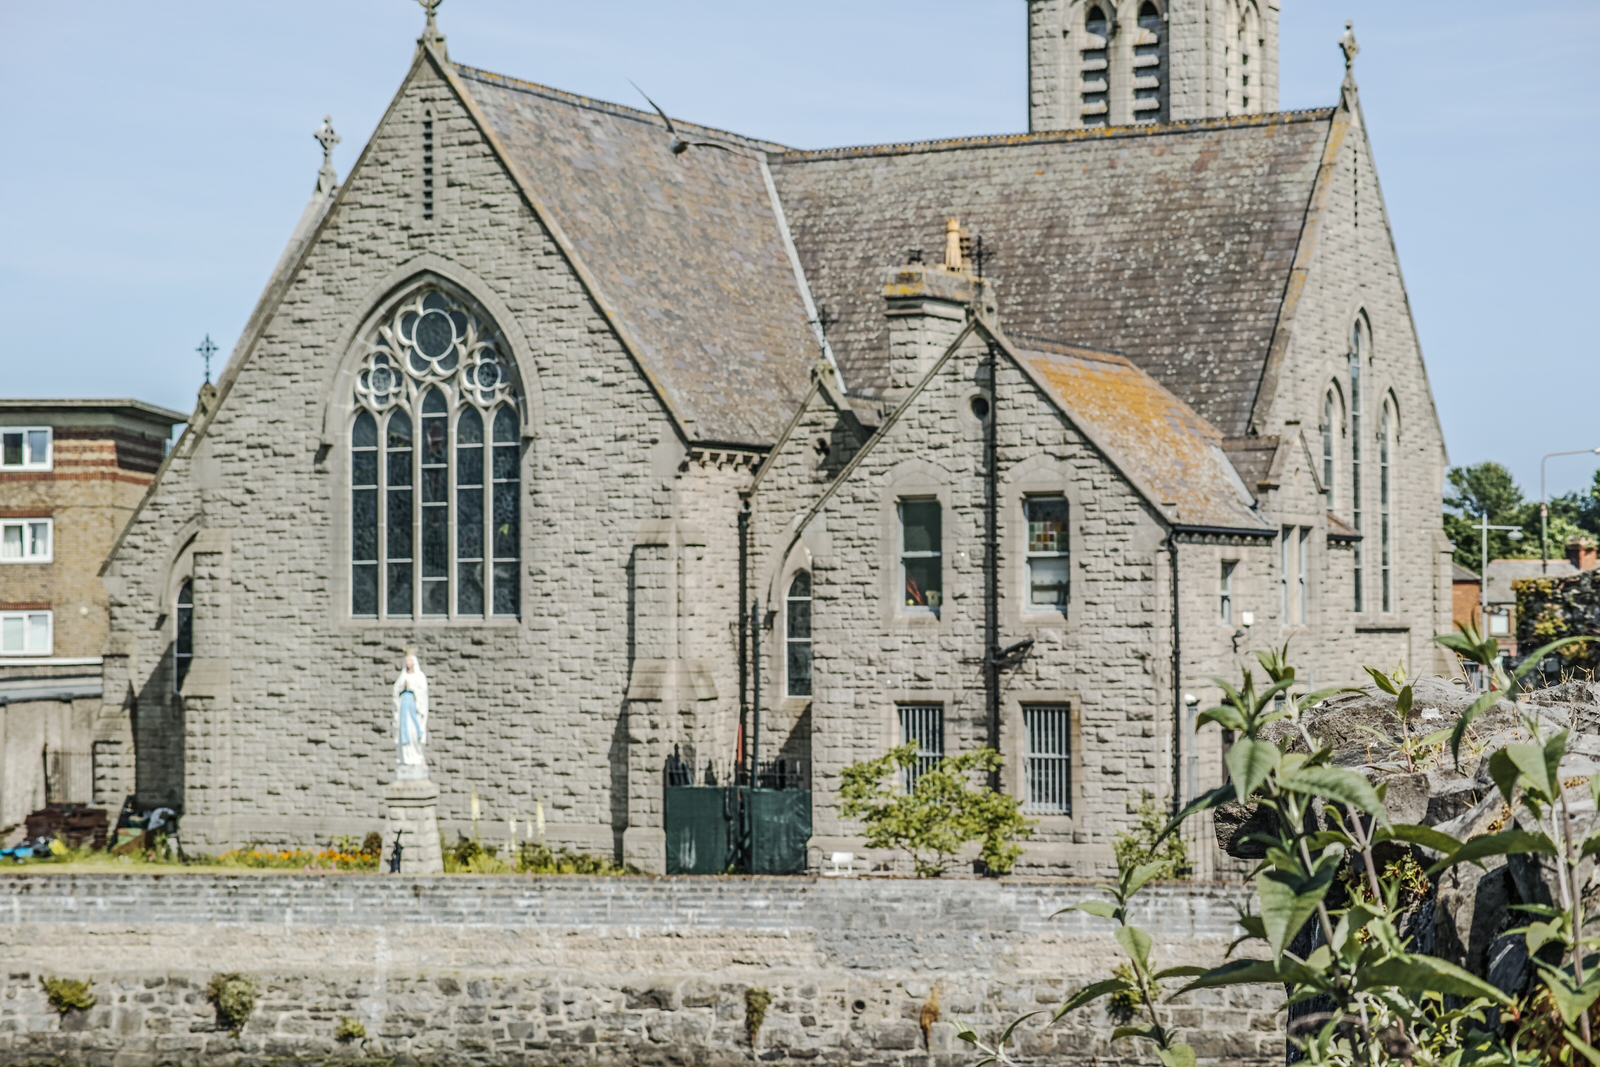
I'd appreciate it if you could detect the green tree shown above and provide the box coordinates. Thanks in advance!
[1442,461,1536,568]
[838,743,1033,877]
[1112,790,1188,880]
[1548,468,1600,543]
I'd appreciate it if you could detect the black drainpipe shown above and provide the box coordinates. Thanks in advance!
[737,503,750,782]
[1168,532,1182,817]
[983,336,1001,789]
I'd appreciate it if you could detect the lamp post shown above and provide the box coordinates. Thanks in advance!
[1540,447,1600,573]
[1475,512,1523,623]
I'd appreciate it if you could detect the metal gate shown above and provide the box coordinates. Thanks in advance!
[663,758,811,875]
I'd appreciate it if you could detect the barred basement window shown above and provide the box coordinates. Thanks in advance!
[1024,704,1072,814]
[1025,495,1069,610]
[898,704,943,792]
[1080,5,1110,125]
[786,571,812,698]
[1132,2,1163,122]
[351,287,520,619]
[174,580,193,692]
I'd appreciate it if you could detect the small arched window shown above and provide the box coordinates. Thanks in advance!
[1321,390,1336,510]
[350,288,521,619]
[1081,5,1110,125]
[785,572,812,698]
[1132,2,1163,123]
[1239,1,1260,112]
[174,580,193,693]
[1380,402,1393,612]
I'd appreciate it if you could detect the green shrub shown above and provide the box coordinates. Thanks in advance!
[204,972,256,1037]
[41,977,96,1014]
[744,986,772,1046]
[516,842,633,875]
[360,831,383,857]
[1111,789,1189,880]
[838,743,1033,876]
[335,1016,366,1043]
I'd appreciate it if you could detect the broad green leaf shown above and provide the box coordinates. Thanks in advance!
[1582,832,1600,861]
[1153,784,1234,848]
[1280,766,1382,815]
[1053,979,1133,1021]
[1565,1030,1600,1066]
[1117,924,1154,973]
[1111,1025,1158,1042]
[1525,919,1567,955]
[1157,1044,1198,1067]
[1449,688,1504,769]
[1356,956,1514,1005]
[1196,705,1245,733]
[1488,748,1519,806]
[1258,859,1338,963]
[995,1010,1043,1049]
[1124,861,1166,899]
[1173,957,1318,996]
[1377,823,1463,855]
[1153,966,1208,981]
[1426,829,1559,876]
[1364,666,1398,695]
[1534,961,1600,1024]
[1507,738,1559,801]
[1226,738,1279,802]
[1396,684,1414,718]
[1057,899,1118,920]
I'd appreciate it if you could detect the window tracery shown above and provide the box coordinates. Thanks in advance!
[350,288,520,620]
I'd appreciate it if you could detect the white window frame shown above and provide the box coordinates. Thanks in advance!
[1023,494,1070,613]
[0,610,52,656]
[0,518,52,563]
[0,427,52,471]
[897,498,942,617]
[1489,609,1511,637]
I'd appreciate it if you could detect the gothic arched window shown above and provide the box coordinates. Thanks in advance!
[1132,2,1164,123]
[1321,390,1336,510]
[1349,315,1367,611]
[786,572,813,698]
[1081,5,1110,125]
[350,288,521,619]
[173,580,193,693]
[1380,400,1393,613]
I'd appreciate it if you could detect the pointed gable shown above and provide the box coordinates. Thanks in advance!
[770,111,1335,438]
[454,66,820,447]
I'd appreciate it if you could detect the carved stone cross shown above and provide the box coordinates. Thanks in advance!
[314,116,341,163]
[1339,20,1360,72]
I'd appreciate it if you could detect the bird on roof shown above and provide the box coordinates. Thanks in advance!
[629,82,737,156]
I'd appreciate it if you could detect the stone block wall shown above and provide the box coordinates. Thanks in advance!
[0,872,1281,1066]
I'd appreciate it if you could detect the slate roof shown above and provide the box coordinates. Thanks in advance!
[1011,340,1269,533]
[770,112,1335,438]
[456,66,820,447]
[1485,558,1577,605]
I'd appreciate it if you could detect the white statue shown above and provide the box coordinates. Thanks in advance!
[392,653,430,777]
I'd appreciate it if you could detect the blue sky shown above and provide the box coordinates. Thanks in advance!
[5,2,1597,498]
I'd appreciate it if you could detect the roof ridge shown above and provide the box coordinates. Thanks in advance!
[452,64,791,154]
[773,108,1338,163]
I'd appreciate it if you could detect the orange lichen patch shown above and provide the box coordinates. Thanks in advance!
[1016,342,1267,532]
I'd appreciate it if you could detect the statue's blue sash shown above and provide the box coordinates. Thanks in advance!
[399,689,421,745]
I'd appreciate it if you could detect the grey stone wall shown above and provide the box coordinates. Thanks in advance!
[0,872,1279,1066]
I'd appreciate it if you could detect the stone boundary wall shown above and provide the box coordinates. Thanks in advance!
[0,873,1282,1066]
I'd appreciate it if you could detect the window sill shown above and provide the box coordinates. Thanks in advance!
[342,616,523,628]
[1355,622,1410,633]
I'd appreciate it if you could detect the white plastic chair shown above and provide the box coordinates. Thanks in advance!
[822,851,856,877]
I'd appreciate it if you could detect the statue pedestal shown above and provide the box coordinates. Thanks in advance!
[384,776,443,874]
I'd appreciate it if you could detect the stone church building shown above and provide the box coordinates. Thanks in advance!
[95,1,1452,873]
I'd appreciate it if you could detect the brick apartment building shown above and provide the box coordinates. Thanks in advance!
[0,400,184,826]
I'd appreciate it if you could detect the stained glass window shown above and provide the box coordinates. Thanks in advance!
[351,287,520,619]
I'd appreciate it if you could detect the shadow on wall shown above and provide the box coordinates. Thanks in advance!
[133,644,184,811]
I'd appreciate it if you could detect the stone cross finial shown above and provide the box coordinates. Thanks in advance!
[197,334,218,384]
[418,0,448,56]
[314,116,341,196]
[1339,20,1360,72]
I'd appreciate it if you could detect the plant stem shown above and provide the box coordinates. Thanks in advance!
[1559,785,1592,1044]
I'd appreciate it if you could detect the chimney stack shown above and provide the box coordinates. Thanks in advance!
[882,219,996,401]
[1566,538,1598,571]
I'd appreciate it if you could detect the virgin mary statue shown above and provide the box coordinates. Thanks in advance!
[392,653,429,778]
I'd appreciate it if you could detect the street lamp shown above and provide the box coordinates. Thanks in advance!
[1541,447,1600,573]
[1475,512,1523,622]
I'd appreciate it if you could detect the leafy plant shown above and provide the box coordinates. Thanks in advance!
[967,633,1600,1067]
[1112,790,1188,880]
[516,842,633,875]
[335,1016,366,1043]
[744,986,773,1046]
[41,977,95,1014]
[204,972,257,1037]
[838,743,1033,877]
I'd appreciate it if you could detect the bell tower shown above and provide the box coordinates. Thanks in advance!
[1028,0,1280,132]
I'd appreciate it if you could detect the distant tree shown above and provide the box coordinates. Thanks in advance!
[1442,462,1537,568]
[1547,468,1600,544]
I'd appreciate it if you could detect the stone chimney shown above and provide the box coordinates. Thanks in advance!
[1566,538,1598,571]
[882,220,995,400]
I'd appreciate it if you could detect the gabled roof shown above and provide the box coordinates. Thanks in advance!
[769,112,1336,438]
[455,66,820,446]
[1009,340,1270,533]
[1486,558,1576,604]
